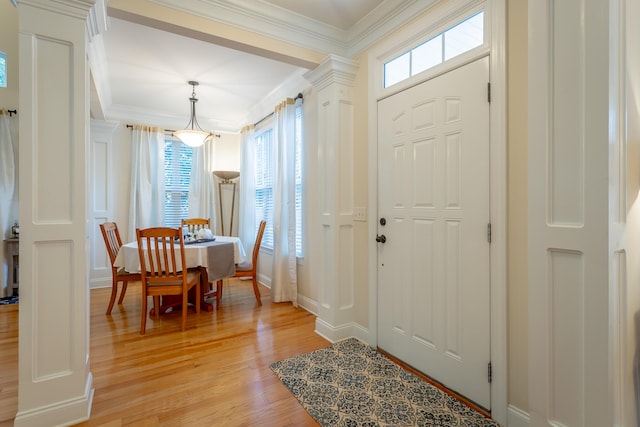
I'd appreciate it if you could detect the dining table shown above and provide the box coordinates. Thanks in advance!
[113,235,246,312]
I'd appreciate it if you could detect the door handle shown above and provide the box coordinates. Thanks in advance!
[375,234,386,244]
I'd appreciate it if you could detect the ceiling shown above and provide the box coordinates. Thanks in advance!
[93,0,429,133]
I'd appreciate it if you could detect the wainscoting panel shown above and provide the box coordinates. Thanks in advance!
[34,240,73,378]
[528,0,610,425]
[548,249,584,425]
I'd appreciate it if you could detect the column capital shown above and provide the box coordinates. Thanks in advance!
[304,54,359,91]
[18,0,97,18]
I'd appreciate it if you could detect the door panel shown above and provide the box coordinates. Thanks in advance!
[377,57,491,409]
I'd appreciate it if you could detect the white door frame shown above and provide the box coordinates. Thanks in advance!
[366,0,507,424]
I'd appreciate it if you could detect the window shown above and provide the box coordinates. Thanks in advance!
[254,103,304,256]
[384,10,484,88]
[254,129,274,248]
[0,51,6,88]
[164,135,194,228]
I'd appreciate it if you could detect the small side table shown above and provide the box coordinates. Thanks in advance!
[5,238,18,296]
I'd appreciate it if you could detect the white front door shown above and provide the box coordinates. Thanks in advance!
[377,57,491,409]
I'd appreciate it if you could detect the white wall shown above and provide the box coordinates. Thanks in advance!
[623,0,640,424]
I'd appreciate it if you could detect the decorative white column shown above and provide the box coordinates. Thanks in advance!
[16,1,100,425]
[305,55,359,341]
[528,0,611,425]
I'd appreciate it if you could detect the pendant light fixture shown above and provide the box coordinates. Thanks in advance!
[173,80,213,147]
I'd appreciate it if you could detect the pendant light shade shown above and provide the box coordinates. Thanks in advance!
[173,81,213,147]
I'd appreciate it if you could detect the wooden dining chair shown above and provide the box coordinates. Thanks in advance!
[99,222,141,315]
[215,220,266,307]
[136,227,201,334]
[181,218,211,234]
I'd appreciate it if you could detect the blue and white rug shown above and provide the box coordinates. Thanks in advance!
[271,338,499,427]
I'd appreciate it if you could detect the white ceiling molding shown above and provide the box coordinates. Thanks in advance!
[86,0,108,41]
[245,68,310,127]
[149,0,349,56]
[87,33,111,118]
[345,0,442,57]
[147,0,438,59]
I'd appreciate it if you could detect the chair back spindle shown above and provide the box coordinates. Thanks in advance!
[181,218,211,235]
[136,227,200,334]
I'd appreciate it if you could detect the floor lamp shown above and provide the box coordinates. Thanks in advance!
[213,170,240,236]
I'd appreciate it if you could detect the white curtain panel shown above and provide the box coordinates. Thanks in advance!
[238,125,256,255]
[0,111,17,298]
[187,136,216,228]
[127,126,165,241]
[271,99,298,306]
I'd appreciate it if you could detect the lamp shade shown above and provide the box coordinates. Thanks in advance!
[213,170,240,181]
[173,129,211,147]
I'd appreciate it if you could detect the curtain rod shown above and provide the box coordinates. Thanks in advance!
[253,92,303,128]
[3,109,17,116]
[125,124,220,138]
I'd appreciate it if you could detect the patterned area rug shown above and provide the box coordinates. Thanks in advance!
[271,338,499,427]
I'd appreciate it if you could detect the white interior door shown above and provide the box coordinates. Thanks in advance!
[377,57,491,409]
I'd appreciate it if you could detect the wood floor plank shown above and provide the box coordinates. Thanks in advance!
[0,280,329,426]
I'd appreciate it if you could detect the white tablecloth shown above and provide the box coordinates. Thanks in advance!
[113,236,246,273]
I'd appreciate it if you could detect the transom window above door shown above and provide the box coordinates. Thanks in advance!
[383,10,484,88]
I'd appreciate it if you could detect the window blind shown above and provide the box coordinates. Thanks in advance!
[164,136,194,228]
[255,129,274,248]
[294,104,303,257]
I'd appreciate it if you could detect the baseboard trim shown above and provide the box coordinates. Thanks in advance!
[507,404,530,427]
[314,319,371,344]
[297,293,318,315]
[89,278,110,289]
[14,373,94,427]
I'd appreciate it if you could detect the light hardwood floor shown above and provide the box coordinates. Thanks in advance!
[0,280,330,426]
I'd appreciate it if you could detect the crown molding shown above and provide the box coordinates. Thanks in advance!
[87,32,112,116]
[146,0,436,59]
[86,0,108,40]
[346,0,441,57]
[149,0,348,56]
[245,69,309,126]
